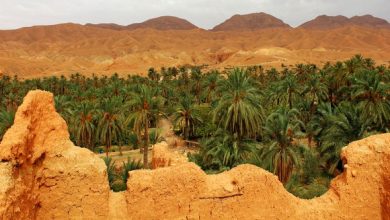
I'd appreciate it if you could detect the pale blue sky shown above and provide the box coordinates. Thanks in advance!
[0,0,389,29]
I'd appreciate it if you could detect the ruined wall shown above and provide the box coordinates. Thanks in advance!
[0,90,389,219]
[151,141,188,169]
[0,91,109,219]
[128,122,390,220]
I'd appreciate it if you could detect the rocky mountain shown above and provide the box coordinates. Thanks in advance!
[212,12,290,31]
[85,23,125,31]
[350,15,390,28]
[300,14,390,29]
[126,16,199,30]
[0,14,389,78]
[87,16,199,31]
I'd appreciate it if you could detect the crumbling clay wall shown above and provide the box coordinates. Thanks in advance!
[129,128,390,219]
[0,90,109,219]
[151,141,188,169]
[0,90,390,219]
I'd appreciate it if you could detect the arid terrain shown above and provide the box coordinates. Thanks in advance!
[1,11,390,219]
[0,13,389,78]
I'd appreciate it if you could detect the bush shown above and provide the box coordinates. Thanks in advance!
[121,157,143,183]
[286,175,331,199]
[103,156,143,192]
[111,180,127,192]
[103,157,116,187]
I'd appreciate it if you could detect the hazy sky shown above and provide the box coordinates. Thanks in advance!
[0,0,389,29]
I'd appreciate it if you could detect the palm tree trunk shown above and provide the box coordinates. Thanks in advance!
[143,120,149,169]
[184,118,189,146]
[155,116,159,143]
[106,128,111,157]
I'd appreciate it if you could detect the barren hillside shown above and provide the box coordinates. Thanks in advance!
[299,14,390,29]
[211,12,291,31]
[0,16,389,78]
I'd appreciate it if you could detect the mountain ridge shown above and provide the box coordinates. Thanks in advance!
[211,12,291,31]
[0,24,389,78]
[86,16,199,31]
[2,13,389,31]
[299,14,390,29]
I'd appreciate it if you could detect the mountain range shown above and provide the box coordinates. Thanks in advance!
[84,13,390,31]
[0,12,389,78]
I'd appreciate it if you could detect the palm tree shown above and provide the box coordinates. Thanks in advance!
[275,73,300,109]
[306,102,335,148]
[0,110,15,141]
[148,68,160,82]
[70,101,97,149]
[319,102,368,174]
[213,68,264,140]
[196,128,257,170]
[97,97,123,157]
[350,70,390,129]
[126,85,164,168]
[302,73,328,113]
[190,67,202,104]
[261,108,303,183]
[173,94,202,141]
[202,71,221,103]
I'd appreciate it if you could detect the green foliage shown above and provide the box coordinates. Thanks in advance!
[173,93,203,140]
[121,158,143,183]
[192,128,258,171]
[259,108,304,183]
[213,68,264,139]
[285,175,331,199]
[103,157,142,192]
[319,101,368,174]
[0,110,15,141]
[103,157,116,187]
[1,55,389,199]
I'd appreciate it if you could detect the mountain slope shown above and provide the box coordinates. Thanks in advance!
[0,20,389,78]
[127,16,199,30]
[86,16,199,31]
[212,12,290,31]
[350,15,390,28]
[300,14,390,29]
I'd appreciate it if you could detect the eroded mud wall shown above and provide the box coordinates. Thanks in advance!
[127,132,390,220]
[0,91,109,219]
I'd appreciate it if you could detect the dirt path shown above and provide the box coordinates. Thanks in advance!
[108,192,128,219]
[158,118,182,146]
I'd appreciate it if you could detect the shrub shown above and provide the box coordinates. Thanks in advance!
[103,157,116,187]
[121,157,143,183]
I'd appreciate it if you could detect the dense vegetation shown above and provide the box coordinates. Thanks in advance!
[0,55,389,198]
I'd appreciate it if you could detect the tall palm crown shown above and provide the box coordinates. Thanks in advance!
[350,70,390,129]
[97,97,123,157]
[173,94,202,140]
[319,101,368,174]
[70,101,97,149]
[197,128,257,170]
[213,68,264,139]
[261,108,303,183]
[126,85,164,168]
